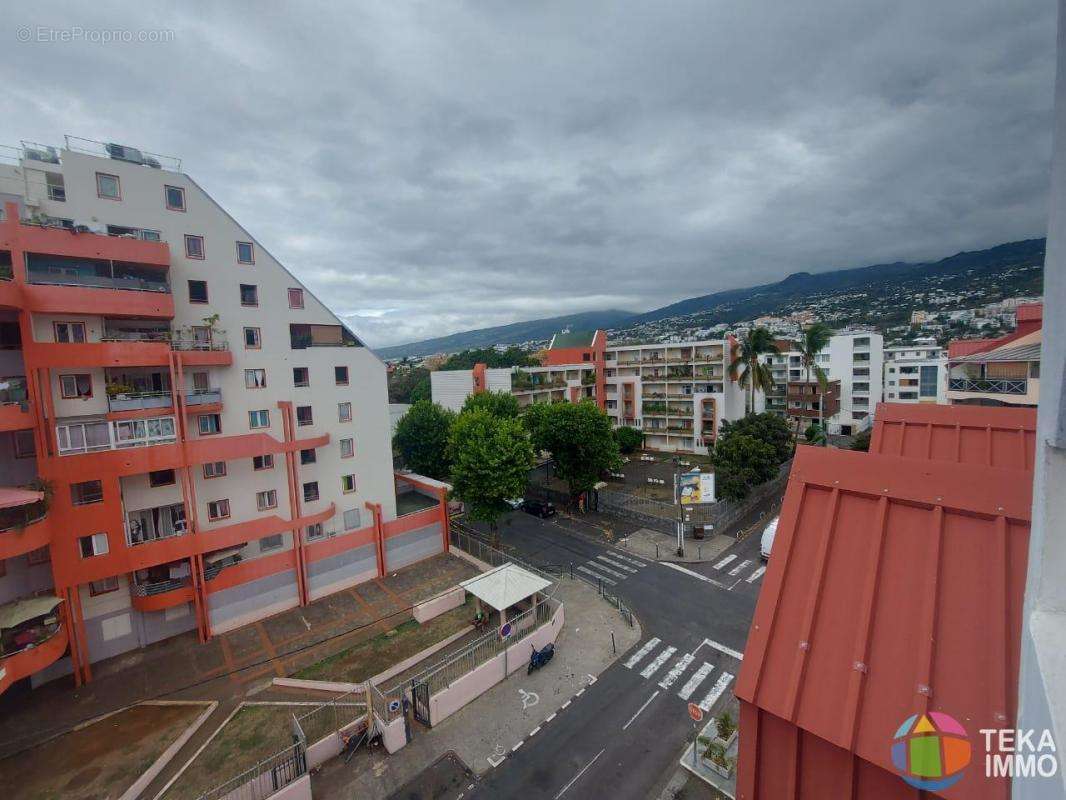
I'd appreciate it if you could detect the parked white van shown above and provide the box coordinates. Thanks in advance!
[760,516,779,561]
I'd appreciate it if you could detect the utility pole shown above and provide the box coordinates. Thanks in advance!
[674,456,684,557]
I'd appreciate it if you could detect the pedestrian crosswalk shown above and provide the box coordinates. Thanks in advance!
[624,638,737,713]
[576,552,650,587]
[710,553,765,585]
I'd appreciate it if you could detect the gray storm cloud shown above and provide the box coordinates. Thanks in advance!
[1,0,1054,347]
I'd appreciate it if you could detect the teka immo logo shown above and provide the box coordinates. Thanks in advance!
[891,712,972,791]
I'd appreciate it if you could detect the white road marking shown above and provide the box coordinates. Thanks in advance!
[545,713,556,723]
[588,561,629,580]
[641,646,677,679]
[713,554,737,570]
[554,747,606,799]
[694,638,745,661]
[658,561,726,588]
[746,566,766,583]
[529,726,541,736]
[611,553,648,567]
[487,754,506,767]
[561,700,571,709]
[658,653,695,690]
[576,688,585,697]
[596,555,637,573]
[576,565,617,585]
[512,741,524,752]
[678,662,715,701]
[729,559,751,576]
[622,690,660,731]
[624,637,661,669]
[698,672,735,712]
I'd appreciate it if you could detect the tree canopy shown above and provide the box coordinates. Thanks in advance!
[461,390,520,419]
[387,365,431,404]
[441,346,539,370]
[728,327,777,412]
[851,428,872,452]
[613,425,644,454]
[448,409,534,543]
[392,400,454,480]
[533,401,621,502]
[713,433,778,502]
[717,412,793,464]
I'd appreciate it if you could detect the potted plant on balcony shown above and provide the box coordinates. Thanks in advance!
[105,380,135,399]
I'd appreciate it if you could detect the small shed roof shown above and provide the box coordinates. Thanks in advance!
[0,487,43,510]
[460,563,550,612]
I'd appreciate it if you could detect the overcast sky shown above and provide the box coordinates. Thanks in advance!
[2,1,1057,347]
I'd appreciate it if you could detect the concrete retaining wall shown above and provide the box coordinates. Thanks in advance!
[374,712,407,754]
[413,586,465,623]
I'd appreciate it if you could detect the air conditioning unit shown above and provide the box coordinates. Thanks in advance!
[105,143,144,164]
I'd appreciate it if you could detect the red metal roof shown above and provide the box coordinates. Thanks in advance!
[948,303,1043,359]
[870,402,1037,470]
[736,432,1032,799]
[947,338,998,358]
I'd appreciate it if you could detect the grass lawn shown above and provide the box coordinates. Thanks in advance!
[0,703,203,800]
[293,598,473,684]
[163,706,297,800]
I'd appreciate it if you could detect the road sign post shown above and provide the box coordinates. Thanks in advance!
[688,703,703,767]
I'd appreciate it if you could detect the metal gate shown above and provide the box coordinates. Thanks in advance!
[411,679,431,725]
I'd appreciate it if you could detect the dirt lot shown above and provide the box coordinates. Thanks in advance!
[1,703,203,800]
[293,598,474,684]
[602,449,714,502]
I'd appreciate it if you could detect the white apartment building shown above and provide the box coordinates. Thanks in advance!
[824,330,884,434]
[0,138,444,692]
[883,338,947,404]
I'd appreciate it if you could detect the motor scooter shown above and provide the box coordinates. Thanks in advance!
[528,642,555,674]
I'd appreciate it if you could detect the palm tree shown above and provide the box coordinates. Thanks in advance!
[794,323,833,443]
[729,328,777,414]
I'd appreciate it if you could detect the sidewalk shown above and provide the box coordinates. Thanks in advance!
[618,528,737,563]
[310,577,641,800]
[0,554,477,764]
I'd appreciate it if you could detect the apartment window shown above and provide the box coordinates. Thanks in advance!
[300,448,316,465]
[165,185,186,211]
[343,508,362,530]
[256,489,278,511]
[26,546,50,565]
[149,469,176,487]
[207,499,231,520]
[89,576,120,597]
[185,234,205,260]
[202,461,226,478]
[341,474,356,493]
[303,481,320,502]
[198,414,222,435]
[288,288,304,309]
[236,241,255,265]
[339,438,354,458]
[70,480,103,506]
[188,280,208,303]
[79,532,109,558]
[305,522,325,541]
[192,372,210,392]
[296,406,313,426]
[59,374,92,399]
[96,172,121,200]
[240,284,258,306]
[14,429,36,458]
[53,321,86,343]
[919,365,938,398]
[260,534,284,552]
[338,402,352,422]
[253,454,275,470]
[245,369,267,388]
[249,410,270,430]
[334,366,349,385]
[293,367,310,387]
[244,327,261,349]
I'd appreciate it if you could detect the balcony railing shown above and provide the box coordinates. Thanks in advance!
[56,415,177,455]
[132,577,190,596]
[187,388,222,406]
[108,391,172,412]
[171,337,229,352]
[26,270,170,294]
[949,377,1028,395]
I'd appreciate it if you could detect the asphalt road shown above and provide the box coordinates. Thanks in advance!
[462,511,768,800]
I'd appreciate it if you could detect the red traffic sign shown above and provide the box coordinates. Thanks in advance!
[688,703,703,722]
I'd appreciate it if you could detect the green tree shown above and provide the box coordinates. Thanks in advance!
[851,428,871,452]
[712,433,777,502]
[441,347,539,370]
[448,409,534,545]
[462,390,520,419]
[522,402,554,455]
[804,423,827,446]
[392,400,454,480]
[387,365,431,404]
[536,401,621,504]
[613,425,644,454]
[717,412,792,464]
[728,328,777,412]
[794,323,833,439]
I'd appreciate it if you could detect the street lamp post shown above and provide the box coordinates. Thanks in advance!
[673,456,684,557]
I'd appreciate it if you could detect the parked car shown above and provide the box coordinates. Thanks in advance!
[505,497,524,509]
[760,515,779,560]
[520,498,557,518]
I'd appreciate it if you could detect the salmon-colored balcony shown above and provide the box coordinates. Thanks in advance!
[0,597,67,695]
[22,250,173,319]
[0,401,32,433]
[130,575,194,612]
[0,487,51,560]
[0,211,170,267]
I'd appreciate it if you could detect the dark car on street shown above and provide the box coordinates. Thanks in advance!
[519,498,556,518]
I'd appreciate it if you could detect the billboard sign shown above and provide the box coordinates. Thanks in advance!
[679,470,715,504]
